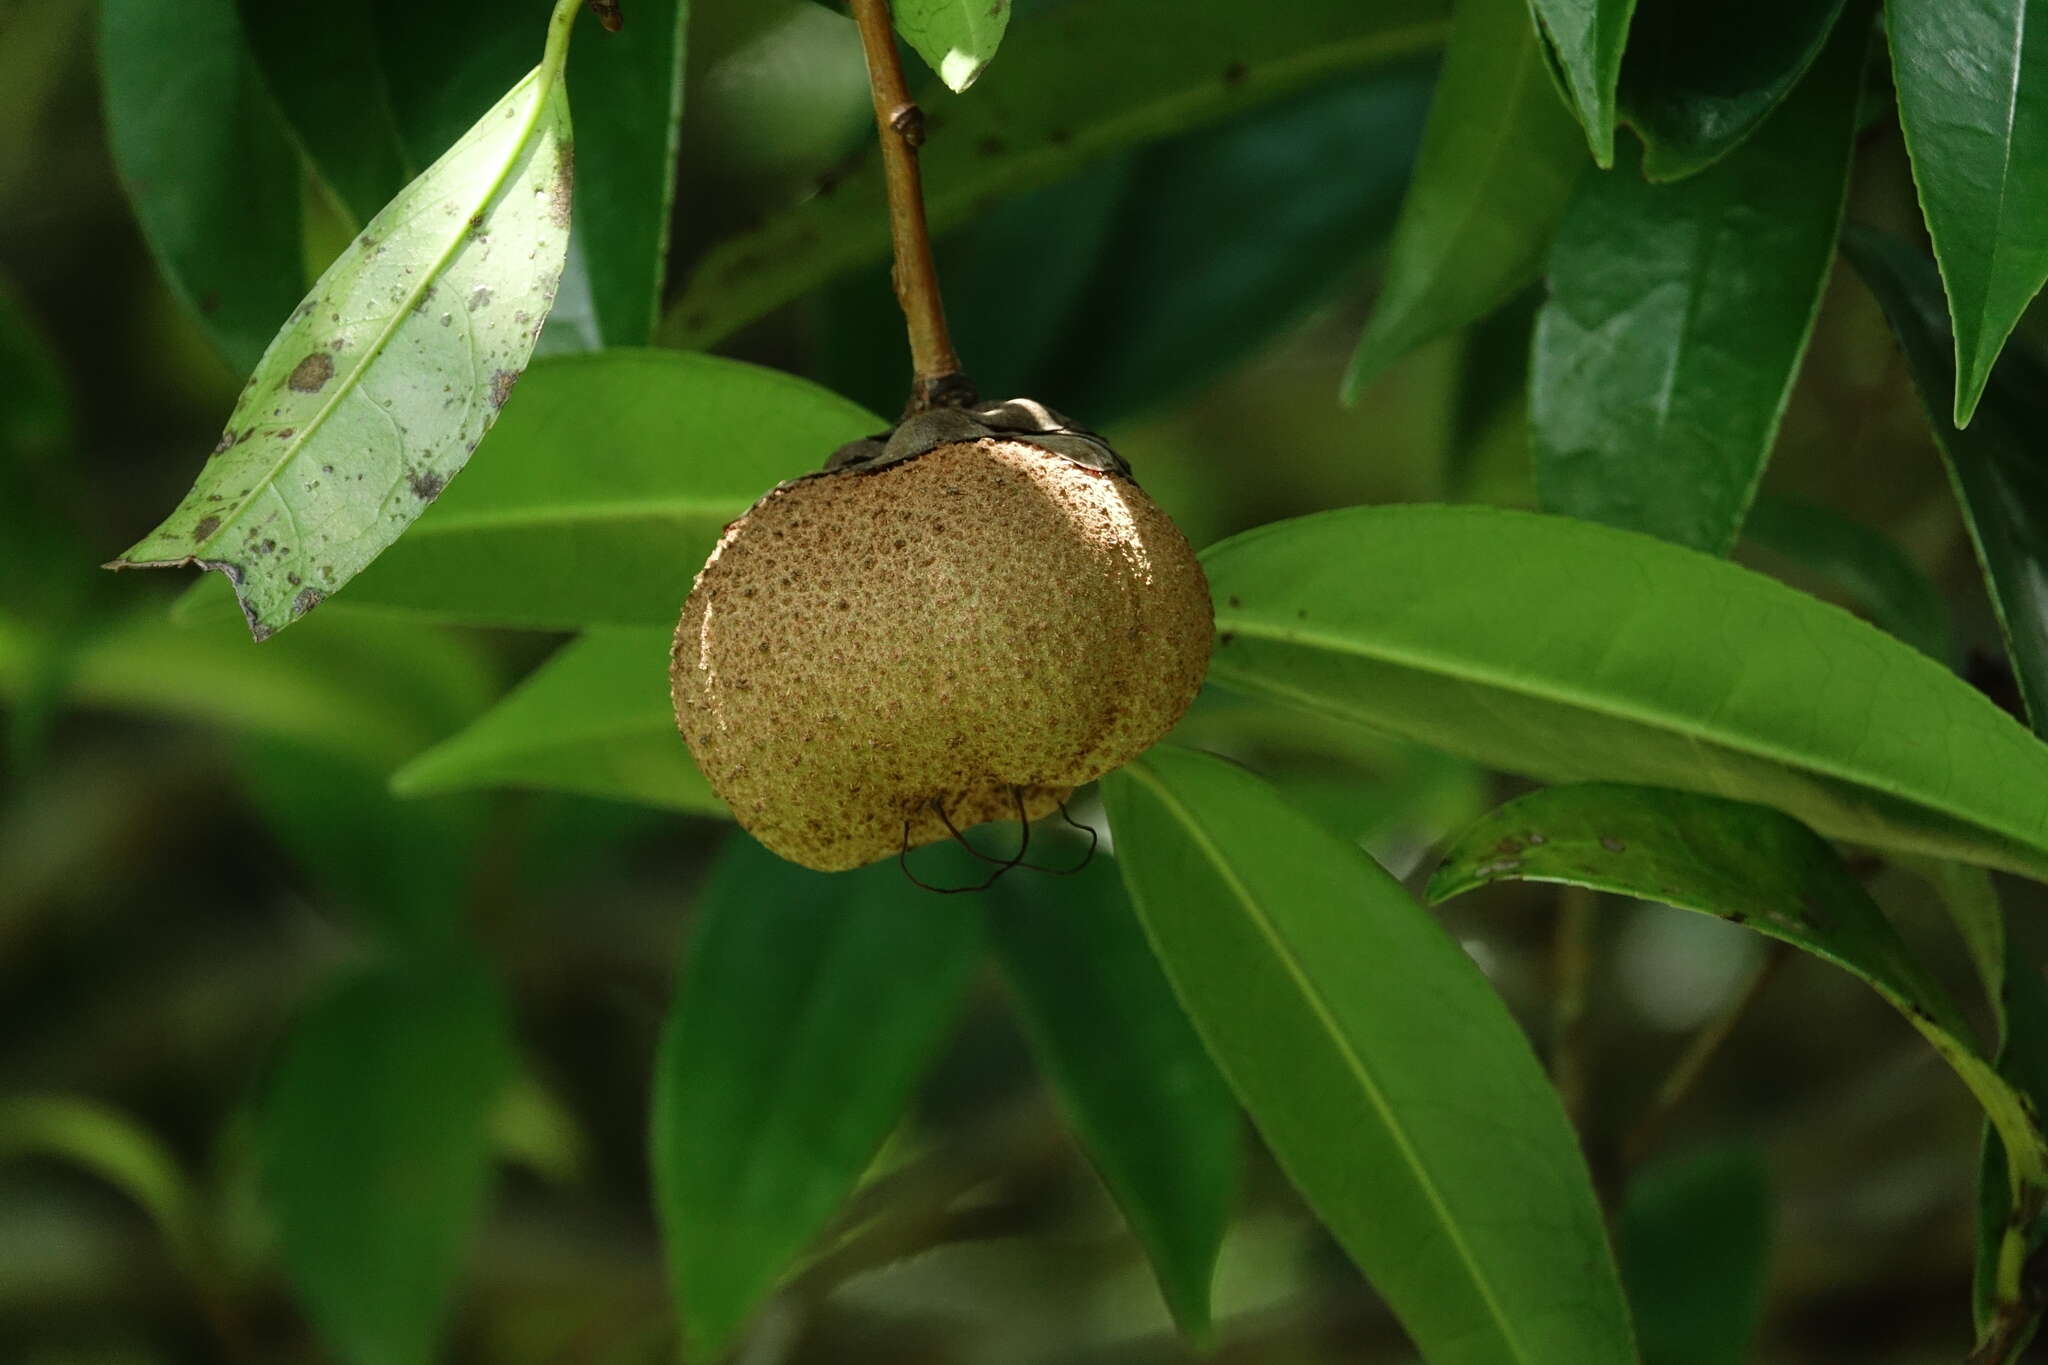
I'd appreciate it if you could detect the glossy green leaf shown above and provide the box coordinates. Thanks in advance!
[1889,0,2048,424]
[1166,690,1491,853]
[1102,746,1635,1365]
[99,0,302,372]
[660,0,1449,348]
[1615,0,1846,180]
[237,3,415,226]
[1618,1145,1772,1365]
[1343,0,1584,396]
[988,853,1238,1339]
[1844,228,2048,729]
[0,598,493,768]
[824,71,1427,424]
[1740,495,1954,664]
[896,0,1010,91]
[1202,504,2048,881]
[1532,15,1865,554]
[1524,0,1637,165]
[1053,69,1432,418]
[1428,782,2046,1184]
[338,351,877,628]
[393,627,724,815]
[262,950,515,1365]
[651,836,982,1356]
[108,9,583,641]
[566,0,687,344]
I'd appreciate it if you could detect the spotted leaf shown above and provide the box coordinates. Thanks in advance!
[106,15,580,641]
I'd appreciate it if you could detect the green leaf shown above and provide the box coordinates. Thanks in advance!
[988,853,1238,1339]
[1524,0,1638,165]
[651,836,982,1356]
[563,0,688,344]
[237,3,416,226]
[0,278,71,463]
[338,351,877,628]
[1976,949,2048,1356]
[1052,69,1433,419]
[262,950,515,1365]
[1615,0,1847,181]
[0,598,493,769]
[816,158,1131,418]
[1617,1145,1772,1365]
[99,0,303,372]
[1914,860,2008,1032]
[1888,0,2048,424]
[824,70,1429,424]
[107,13,581,642]
[369,0,688,347]
[896,0,1011,92]
[0,279,88,638]
[661,0,1450,348]
[1740,494,1955,664]
[1201,504,2048,881]
[0,1096,205,1273]
[1531,14,1865,554]
[1843,228,2048,729]
[1427,782,2046,1185]
[1343,0,1584,396]
[1102,746,1635,1365]
[240,738,490,949]
[393,627,724,815]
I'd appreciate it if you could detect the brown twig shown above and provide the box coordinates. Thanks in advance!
[1622,941,1792,1171]
[846,0,974,414]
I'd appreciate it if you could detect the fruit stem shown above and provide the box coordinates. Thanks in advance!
[847,0,976,415]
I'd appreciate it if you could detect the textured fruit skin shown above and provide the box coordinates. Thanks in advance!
[673,437,1212,872]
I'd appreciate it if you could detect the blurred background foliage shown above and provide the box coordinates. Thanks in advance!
[2,0,2043,1361]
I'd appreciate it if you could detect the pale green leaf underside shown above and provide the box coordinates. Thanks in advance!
[1103,746,1634,1365]
[110,65,575,640]
[896,0,1011,92]
[393,627,724,816]
[1429,783,2047,1187]
[1201,505,2048,881]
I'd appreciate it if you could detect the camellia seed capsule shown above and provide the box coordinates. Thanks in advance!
[671,399,1213,873]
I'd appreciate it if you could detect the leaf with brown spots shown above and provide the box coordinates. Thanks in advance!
[104,2,589,642]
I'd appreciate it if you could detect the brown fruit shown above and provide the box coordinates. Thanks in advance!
[671,400,1212,872]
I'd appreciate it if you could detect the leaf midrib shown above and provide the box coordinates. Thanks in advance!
[1123,758,1537,1365]
[182,68,553,567]
[1209,612,2048,854]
